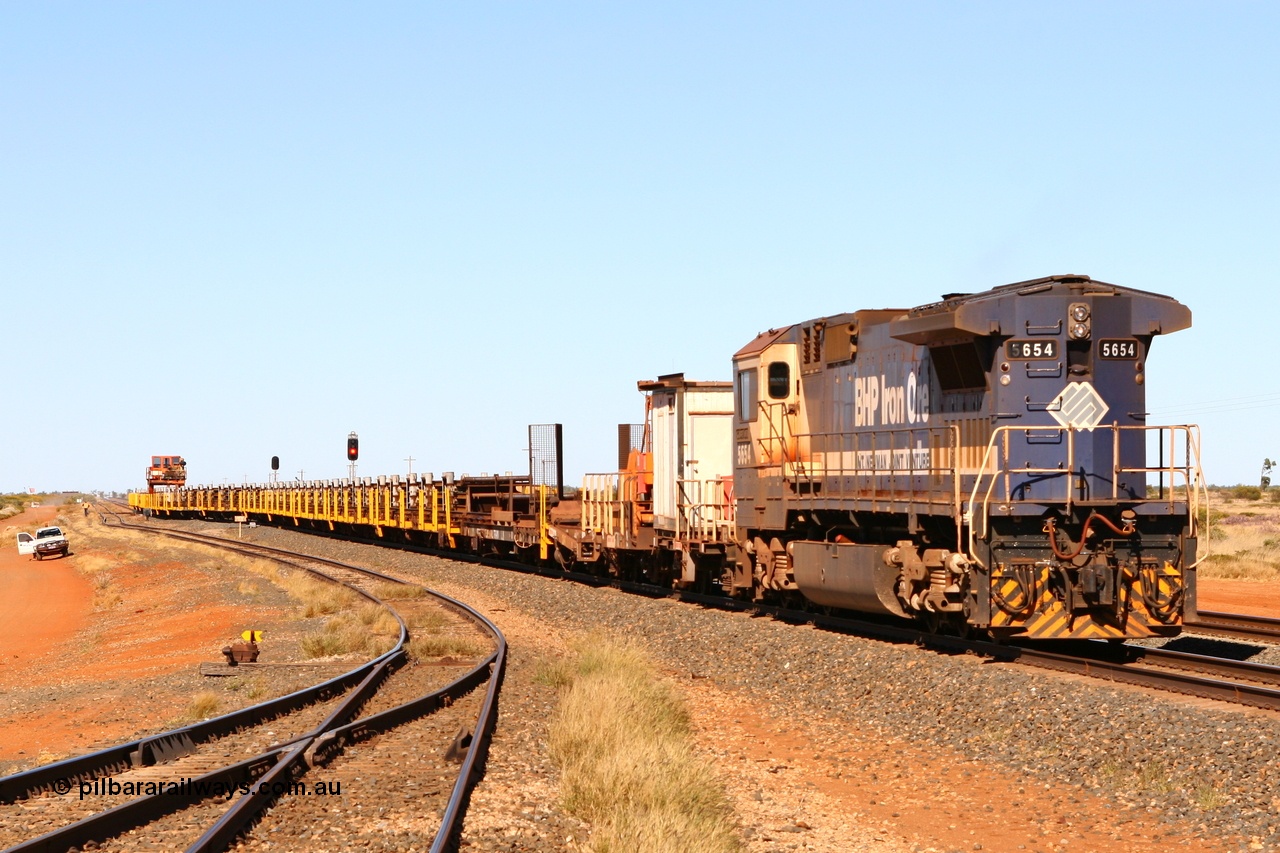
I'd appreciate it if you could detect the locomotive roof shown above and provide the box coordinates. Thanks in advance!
[736,274,1191,356]
[888,274,1191,345]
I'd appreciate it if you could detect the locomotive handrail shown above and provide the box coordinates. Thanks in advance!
[965,423,1207,569]
[785,425,964,552]
[672,477,735,543]
[755,399,795,465]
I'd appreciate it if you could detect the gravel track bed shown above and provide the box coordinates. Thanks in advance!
[356,654,488,719]
[155,520,1280,850]
[232,689,486,852]
[0,688,354,848]
[91,795,243,853]
[0,664,327,778]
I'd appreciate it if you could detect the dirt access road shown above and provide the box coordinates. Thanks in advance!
[0,505,93,681]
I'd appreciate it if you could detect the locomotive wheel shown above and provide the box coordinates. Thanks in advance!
[945,613,972,638]
[917,609,942,634]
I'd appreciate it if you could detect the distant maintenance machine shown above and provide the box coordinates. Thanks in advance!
[145,455,187,493]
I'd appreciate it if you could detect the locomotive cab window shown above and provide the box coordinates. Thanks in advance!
[767,362,790,399]
[929,342,987,392]
[736,368,758,422]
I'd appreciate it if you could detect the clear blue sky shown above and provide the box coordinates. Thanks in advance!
[3,2,1277,492]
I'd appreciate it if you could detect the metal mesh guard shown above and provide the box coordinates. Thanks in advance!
[529,424,564,497]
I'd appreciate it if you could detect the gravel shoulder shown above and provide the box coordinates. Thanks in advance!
[10,509,1279,852]
[175,520,1279,853]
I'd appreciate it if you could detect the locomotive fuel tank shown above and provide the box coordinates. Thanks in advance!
[789,540,905,616]
[791,539,971,618]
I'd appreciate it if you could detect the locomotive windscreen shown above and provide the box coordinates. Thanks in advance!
[929,342,986,391]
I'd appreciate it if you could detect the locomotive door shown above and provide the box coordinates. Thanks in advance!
[755,344,801,470]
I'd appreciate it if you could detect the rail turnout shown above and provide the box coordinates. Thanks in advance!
[0,509,505,853]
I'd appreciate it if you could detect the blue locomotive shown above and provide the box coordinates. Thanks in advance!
[728,274,1204,639]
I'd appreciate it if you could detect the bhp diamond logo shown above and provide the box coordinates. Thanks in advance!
[1050,382,1109,431]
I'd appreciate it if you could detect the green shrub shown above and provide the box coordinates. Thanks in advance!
[1230,485,1263,501]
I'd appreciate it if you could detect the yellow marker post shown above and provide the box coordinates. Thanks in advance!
[241,630,264,643]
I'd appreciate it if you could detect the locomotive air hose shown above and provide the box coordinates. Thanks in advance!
[1043,512,1137,561]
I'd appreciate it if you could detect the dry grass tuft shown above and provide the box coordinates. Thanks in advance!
[409,610,450,632]
[1195,783,1229,810]
[1198,492,1280,582]
[356,602,397,629]
[543,636,740,853]
[404,607,482,660]
[371,580,427,600]
[301,610,399,659]
[182,691,222,722]
[91,571,122,610]
[245,676,269,701]
[73,553,116,575]
[278,572,357,617]
[407,634,484,659]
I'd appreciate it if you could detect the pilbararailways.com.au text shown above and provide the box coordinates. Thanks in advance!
[77,778,342,800]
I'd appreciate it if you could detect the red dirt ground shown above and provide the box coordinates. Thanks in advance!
[0,505,90,688]
[1,506,1275,849]
[686,676,1233,853]
[0,507,260,761]
[1196,579,1280,617]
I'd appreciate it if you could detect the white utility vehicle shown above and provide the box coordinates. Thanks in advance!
[16,526,70,560]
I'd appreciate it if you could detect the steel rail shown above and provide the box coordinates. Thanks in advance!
[117,511,1280,746]
[1120,643,1280,684]
[101,509,509,853]
[0,515,407,851]
[5,749,288,853]
[1006,644,1280,711]
[0,540,405,806]
[128,506,1280,715]
[188,587,505,853]
[1186,610,1280,643]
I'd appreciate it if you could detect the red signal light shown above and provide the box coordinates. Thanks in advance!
[347,433,359,462]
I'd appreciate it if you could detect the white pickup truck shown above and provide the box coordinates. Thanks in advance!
[16,526,70,560]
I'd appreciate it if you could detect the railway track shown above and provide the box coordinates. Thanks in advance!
[147,505,1280,718]
[0,510,505,853]
[1004,640,1280,712]
[1186,610,1280,643]
[262,522,1280,715]
[117,507,1280,737]
[709,590,1280,713]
